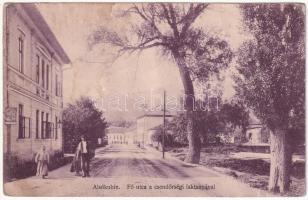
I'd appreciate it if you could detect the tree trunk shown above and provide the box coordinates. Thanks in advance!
[184,110,201,163]
[172,50,201,164]
[268,128,292,193]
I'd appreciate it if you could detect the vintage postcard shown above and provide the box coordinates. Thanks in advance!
[2,1,306,197]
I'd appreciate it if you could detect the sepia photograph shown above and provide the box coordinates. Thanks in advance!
[2,1,306,197]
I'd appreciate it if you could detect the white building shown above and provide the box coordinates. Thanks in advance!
[3,4,70,161]
[136,113,173,147]
[106,126,136,145]
[244,112,270,145]
[245,124,270,144]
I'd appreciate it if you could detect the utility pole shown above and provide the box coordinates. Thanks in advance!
[162,90,166,159]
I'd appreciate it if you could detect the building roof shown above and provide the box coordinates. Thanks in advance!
[20,4,71,64]
[248,111,261,124]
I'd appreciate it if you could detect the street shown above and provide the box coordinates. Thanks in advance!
[4,144,271,197]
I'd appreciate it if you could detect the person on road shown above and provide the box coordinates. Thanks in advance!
[35,145,50,179]
[77,135,90,177]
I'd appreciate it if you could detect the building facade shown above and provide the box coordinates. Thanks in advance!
[136,114,173,147]
[245,124,270,144]
[3,4,70,161]
[106,126,136,145]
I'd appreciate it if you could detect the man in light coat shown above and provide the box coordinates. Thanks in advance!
[77,135,90,177]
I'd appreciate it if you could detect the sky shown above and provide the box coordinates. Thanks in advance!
[37,3,249,121]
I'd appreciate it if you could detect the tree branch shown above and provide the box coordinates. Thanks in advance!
[180,4,209,39]
[132,4,165,39]
[119,42,166,54]
[167,4,180,38]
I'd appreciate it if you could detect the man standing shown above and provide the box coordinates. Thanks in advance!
[77,135,90,177]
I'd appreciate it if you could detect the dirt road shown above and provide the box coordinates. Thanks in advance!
[4,144,271,197]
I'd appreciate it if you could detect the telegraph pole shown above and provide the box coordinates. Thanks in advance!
[162,90,166,159]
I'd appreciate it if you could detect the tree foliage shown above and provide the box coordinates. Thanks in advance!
[219,101,250,131]
[163,101,249,146]
[236,4,305,193]
[63,96,108,153]
[165,113,189,145]
[150,125,174,147]
[236,4,305,135]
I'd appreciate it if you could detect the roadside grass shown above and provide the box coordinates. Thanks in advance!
[168,146,305,196]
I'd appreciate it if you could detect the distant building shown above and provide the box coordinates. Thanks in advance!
[244,112,270,145]
[245,124,270,144]
[3,4,70,161]
[136,113,173,147]
[216,112,270,145]
[106,127,128,144]
[106,126,136,145]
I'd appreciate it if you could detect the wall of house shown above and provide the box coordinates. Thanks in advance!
[125,131,136,145]
[4,5,64,160]
[246,128,262,144]
[136,116,172,146]
[147,130,156,146]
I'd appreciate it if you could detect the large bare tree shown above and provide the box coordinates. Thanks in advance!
[88,3,232,163]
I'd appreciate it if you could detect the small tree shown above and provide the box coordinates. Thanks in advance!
[219,101,249,142]
[88,3,232,163]
[195,109,222,144]
[167,101,249,146]
[167,113,189,146]
[150,125,173,149]
[63,96,108,153]
[237,4,305,193]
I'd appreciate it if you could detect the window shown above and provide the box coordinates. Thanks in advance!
[18,104,23,138]
[18,104,31,139]
[41,113,53,139]
[46,113,49,123]
[46,122,54,139]
[36,110,39,138]
[55,74,58,95]
[46,65,49,90]
[55,116,58,139]
[36,55,40,83]
[55,74,62,97]
[42,60,45,88]
[41,111,44,138]
[60,81,62,96]
[45,113,50,138]
[55,74,59,96]
[18,36,24,73]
